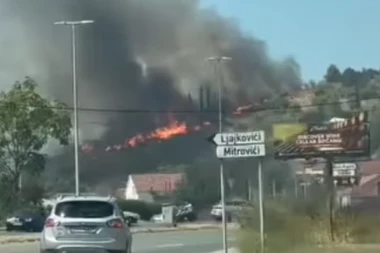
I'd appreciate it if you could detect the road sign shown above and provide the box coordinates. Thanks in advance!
[209,131,265,146]
[209,130,266,253]
[216,144,266,158]
[333,163,357,170]
[333,163,357,177]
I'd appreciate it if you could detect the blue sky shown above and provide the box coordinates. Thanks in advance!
[201,0,380,81]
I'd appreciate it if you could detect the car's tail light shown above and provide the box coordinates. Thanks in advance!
[106,219,124,229]
[44,218,59,228]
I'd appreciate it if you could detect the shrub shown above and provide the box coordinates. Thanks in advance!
[237,200,331,253]
[335,210,380,244]
[238,198,380,253]
[117,199,161,220]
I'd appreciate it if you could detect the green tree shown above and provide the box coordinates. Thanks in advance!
[0,77,71,195]
[341,67,359,86]
[324,64,342,83]
[311,84,349,120]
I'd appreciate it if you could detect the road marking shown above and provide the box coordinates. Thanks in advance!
[155,243,184,248]
[209,247,239,253]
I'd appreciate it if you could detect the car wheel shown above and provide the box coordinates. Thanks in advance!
[127,242,132,253]
[6,224,13,231]
[187,213,197,222]
[125,239,132,253]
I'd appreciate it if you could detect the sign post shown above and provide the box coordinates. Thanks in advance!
[258,158,264,253]
[209,130,266,253]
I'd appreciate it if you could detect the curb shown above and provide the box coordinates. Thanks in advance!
[0,224,239,245]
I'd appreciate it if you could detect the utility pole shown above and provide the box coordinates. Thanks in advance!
[355,82,361,110]
[206,56,231,253]
[54,20,94,196]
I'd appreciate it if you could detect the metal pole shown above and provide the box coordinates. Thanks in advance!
[54,20,94,196]
[216,61,228,253]
[355,82,360,110]
[206,57,231,253]
[326,158,335,242]
[258,159,265,253]
[71,24,80,196]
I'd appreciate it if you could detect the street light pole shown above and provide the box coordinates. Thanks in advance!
[54,20,94,196]
[206,56,232,253]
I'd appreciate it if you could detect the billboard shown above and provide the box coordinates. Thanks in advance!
[273,112,370,159]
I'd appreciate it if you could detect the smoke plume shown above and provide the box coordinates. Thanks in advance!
[0,0,302,187]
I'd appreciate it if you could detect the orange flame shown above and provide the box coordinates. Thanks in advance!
[81,120,212,154]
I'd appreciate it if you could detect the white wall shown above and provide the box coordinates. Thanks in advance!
[125,175,139,200]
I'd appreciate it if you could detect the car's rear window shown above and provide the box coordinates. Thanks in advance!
[54,201,114,218]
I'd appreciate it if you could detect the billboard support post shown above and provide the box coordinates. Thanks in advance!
[326,157,335,242]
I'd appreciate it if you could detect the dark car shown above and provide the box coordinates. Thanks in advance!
[174,202,197,222]
[5,209,46,232]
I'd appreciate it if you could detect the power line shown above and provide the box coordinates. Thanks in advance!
[1,95,379,114]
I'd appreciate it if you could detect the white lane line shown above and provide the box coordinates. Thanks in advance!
[155,243,185,248]
[209,247,239,253]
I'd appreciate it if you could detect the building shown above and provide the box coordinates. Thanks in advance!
[286,90,316,111]
[336,161,380,211]
[350,161,380,197]
[124,173,184,202]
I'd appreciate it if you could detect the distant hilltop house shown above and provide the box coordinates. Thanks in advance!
[286,90,316,111]
[123,173,185,202]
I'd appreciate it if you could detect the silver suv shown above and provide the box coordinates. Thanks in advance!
[40,194,132,253]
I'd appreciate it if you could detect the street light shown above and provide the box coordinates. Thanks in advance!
[54,20,94,196]
[206,56,232,253]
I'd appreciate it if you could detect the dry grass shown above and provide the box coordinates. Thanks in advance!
[237,200,380,253]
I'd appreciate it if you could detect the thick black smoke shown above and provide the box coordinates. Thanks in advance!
[0,0,302,189]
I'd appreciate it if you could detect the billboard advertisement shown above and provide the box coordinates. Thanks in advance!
[273,112,370,159]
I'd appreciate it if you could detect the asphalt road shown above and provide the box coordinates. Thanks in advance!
[0,221,157,236]
[0,229,237,253]
[0,221,227,237]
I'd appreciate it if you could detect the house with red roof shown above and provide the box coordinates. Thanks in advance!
[123,173,185,202]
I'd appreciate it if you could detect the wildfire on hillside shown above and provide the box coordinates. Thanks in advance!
[81,119,212,154]
[80,102,262,155]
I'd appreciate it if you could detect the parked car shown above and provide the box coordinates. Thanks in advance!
[123,211,140,226]
[151,201,197,223]
[210,198,248,221]
[39,194,132,253]
[151,213,164,223]
[175,202,197,222]
[5,209,46,232]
